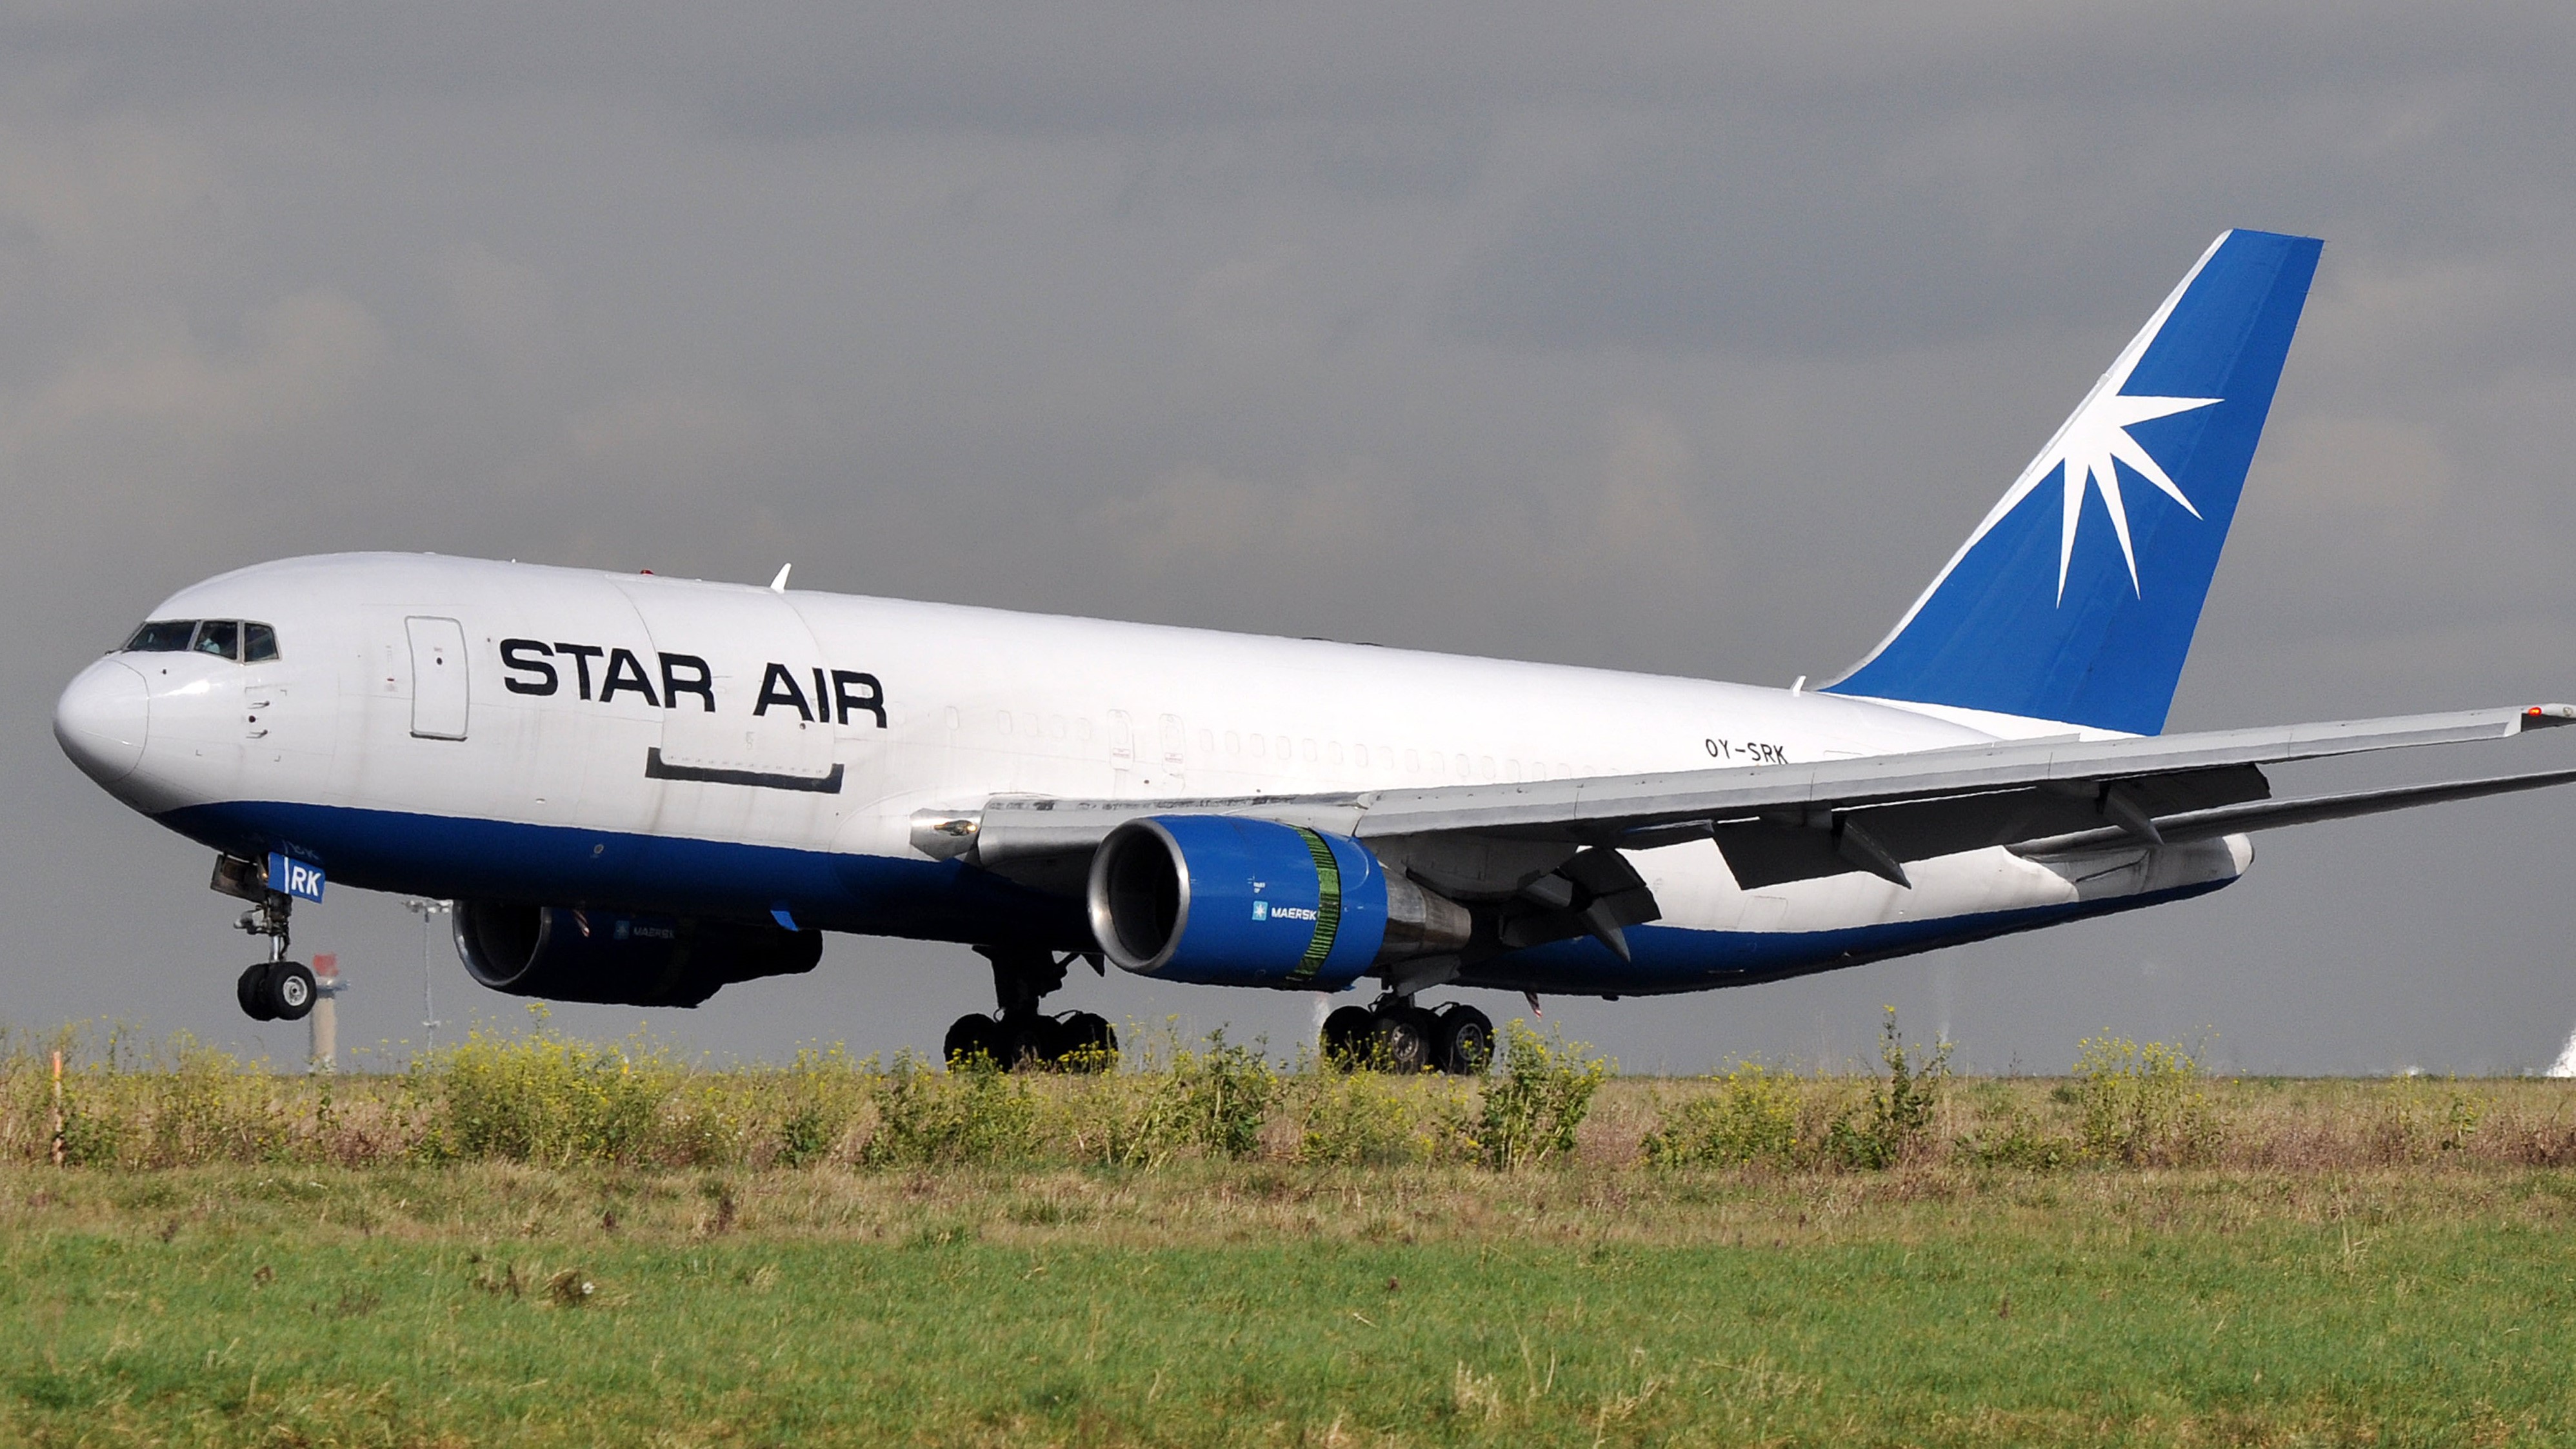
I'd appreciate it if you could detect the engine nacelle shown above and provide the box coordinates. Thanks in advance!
[1087,815,1470,988]
[452,902,823,1008]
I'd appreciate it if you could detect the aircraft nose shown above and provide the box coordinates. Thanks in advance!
[55,659,150,785]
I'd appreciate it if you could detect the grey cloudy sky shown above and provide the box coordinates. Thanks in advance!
[7,1,2576,1074]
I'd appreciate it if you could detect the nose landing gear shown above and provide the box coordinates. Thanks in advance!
[219,858,316,1023]
[1321,996,1492,1075]
[943,945,1117,1070]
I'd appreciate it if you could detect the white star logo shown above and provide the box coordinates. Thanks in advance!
[1953,243,2226,603]
[2023,383,2219,601]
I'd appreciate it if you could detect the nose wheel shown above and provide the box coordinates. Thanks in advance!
[237,960,317,1023]
[944,945,1118,1070]
[224,868,314,1022]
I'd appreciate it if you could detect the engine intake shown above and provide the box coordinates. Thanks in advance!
[1087,816,1468,988]
[452,902,822,1008]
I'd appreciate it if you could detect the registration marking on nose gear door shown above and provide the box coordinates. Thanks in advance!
[266,853,326,901]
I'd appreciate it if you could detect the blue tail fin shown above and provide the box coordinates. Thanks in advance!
[1824,229,2321,735]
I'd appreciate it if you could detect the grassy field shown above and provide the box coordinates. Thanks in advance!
[10,1160,2576,1445]
[6,1025,2576,1444]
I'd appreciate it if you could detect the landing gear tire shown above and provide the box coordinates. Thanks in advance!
[1320,1006,1377,1068]
[1049,1011,1119,1070]
[1432,1003,1495,1075]
[239,961,314,1023]
[265,962,317,1022]
[944,1010,1119,1070]
[1323,1003,1470,1073]
[1371,1006,1438,1075]
[237,963,280,1023]
[944,1014,1000,1067]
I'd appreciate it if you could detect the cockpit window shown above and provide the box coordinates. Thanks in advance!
[193,620,239,659]
[118,619,278,661]
[123,620,197,652]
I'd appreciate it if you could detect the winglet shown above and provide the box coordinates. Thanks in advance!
[769,563,792,594]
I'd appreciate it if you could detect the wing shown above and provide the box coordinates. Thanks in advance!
[915,703,2576,941]
[937,704,2573,865]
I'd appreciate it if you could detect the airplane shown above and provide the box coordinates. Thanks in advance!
[51,228,2576,1073]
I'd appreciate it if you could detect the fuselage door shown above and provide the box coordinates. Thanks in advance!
[614,580,837,786]
[406,616,470,741]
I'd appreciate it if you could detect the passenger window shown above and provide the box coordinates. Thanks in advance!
[243,623,279,662]
[194,621,240,660]
[123,620,197,652]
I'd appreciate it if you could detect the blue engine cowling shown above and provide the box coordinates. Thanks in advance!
[1086,815,1468,988]
[453,901,822,1007]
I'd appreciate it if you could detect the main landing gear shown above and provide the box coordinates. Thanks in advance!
[1321,996,1493,1075]
[943,945,1117,1070]
[222,870,316,1023]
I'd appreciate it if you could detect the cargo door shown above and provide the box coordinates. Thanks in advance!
[614,579,837,792]
[406,617,470,740]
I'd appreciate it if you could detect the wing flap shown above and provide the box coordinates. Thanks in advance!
[1712,763,2272,888]
[2012,765,2576,858]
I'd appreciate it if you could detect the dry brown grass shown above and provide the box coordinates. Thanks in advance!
[9,1012,2574,1176]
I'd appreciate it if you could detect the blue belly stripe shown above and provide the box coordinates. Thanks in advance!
[159,798,2235,995]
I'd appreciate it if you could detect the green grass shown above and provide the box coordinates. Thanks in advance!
[10,1023,2576,1441]
[7,1163,2576,1445]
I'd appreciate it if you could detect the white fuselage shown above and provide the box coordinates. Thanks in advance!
[57,553,2251,997]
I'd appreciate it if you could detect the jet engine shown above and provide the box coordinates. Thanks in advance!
[1087,815,1469,988]
[452,902,822,1008]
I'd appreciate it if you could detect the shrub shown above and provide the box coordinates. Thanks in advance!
[1099,1030,1280,1165]
[2072,1034,2217,1166]
[863,1050,1039,1165]
[2373,1075,2486,1163]
[1476,1021,1607,1169]
[774,1046,869,1167]
[415,1015,677,1166]
[1959,1111,2075,1170]
[1821,1009,1949,1170]
[144,1036,290,1166]
[1288,1064,1475,1166]
[1643,1063,1802,1169]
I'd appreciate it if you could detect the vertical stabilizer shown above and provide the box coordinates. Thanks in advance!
[1825,230,2321,735]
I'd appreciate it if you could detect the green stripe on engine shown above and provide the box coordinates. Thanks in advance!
[1288,828,1342,984]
